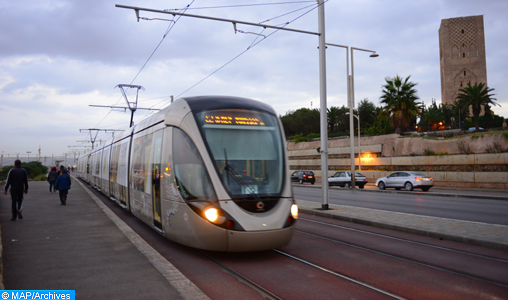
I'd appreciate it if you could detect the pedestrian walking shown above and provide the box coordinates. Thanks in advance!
[4,160,29,221]
[47,166,58,193]
[55,169,71,205]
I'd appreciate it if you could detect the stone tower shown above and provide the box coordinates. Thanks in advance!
[439,15,487,106]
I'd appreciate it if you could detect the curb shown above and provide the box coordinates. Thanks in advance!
[298,207,508,251]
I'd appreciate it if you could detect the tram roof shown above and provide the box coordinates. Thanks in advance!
[182,96,277,116]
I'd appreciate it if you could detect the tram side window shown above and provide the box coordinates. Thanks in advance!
[132,133,153,192]
[173,128,216,203]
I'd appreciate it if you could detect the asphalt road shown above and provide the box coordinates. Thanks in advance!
[292,185,508,225]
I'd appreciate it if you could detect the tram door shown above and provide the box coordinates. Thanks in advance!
[152,130,163,230]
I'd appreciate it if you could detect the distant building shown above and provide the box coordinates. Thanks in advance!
[439,15,487,111]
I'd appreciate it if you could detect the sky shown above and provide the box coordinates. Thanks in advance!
[1,0,507,163]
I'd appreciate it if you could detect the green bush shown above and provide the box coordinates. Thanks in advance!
[0,161,48,181]
[307,133,320,140]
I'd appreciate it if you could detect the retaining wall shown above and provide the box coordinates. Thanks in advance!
[287,132,508,189]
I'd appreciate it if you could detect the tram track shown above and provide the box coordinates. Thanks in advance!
[300,217,508,263]
[298,217,508,288]
[194,249,284,300]
[273,249,408,300]
[196,247,408,300]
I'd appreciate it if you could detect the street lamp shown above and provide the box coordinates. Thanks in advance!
[27,151,31,162]
[346,112,361,171]
[326,43,378,188]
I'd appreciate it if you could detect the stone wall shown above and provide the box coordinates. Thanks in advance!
[287,131,508,189]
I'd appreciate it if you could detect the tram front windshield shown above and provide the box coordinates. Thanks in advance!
[196,109,284,199]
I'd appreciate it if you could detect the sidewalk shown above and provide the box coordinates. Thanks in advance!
[0,180,208,299]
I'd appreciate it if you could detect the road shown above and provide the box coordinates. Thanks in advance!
[292,185,508,225]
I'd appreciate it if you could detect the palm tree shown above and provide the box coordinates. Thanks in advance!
[456,82,498,131]
[421,104,444,131]
[380,75,422,134]
[327,106,341,134]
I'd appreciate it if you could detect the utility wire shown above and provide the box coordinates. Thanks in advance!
[148,1,323,109]
[168,1,316,11]
[89,1,195,133]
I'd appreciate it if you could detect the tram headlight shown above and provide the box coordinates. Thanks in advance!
[204,207,226,224]
[291,204,299,220]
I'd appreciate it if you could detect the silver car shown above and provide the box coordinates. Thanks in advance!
[376,171,433,191]
[328,171,368,189]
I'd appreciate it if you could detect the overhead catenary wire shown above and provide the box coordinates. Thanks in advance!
[88,1,324,144]
[167,1,316,11]
[147,1,324,109]
[87,1,195,137]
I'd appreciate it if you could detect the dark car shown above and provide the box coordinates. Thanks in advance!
[291,170,316,184]
[328,171,368,189]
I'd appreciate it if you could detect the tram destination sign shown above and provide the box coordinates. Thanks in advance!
[203,113,266,126]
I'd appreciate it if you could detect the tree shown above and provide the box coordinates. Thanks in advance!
[420,102,445,131]
[449,102,469,129]
[357,98,377,129]
[380,75,422,134]
[456,82,498,131]
[280,108,320,137]
[327,106,341,134]
[364,110,394,136]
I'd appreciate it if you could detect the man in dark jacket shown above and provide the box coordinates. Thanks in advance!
[55,169,71,205]
[4,160,29,221]
[47,166,58,193]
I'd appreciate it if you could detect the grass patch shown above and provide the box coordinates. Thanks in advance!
[424,149,436,156]
[485,142,507,153]
[457,139,473,154]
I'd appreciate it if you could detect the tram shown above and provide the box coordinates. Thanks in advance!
[77,96,298,252]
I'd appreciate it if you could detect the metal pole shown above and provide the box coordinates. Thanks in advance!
[349,47,378,184]
[317,0,328,210]
[349,48,356,188]
[358,115,361,171]
[347,113,361,171]
[326,43,355,188]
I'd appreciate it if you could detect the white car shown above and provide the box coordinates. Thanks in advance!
[328,171,368,189]
[376,171,433,191]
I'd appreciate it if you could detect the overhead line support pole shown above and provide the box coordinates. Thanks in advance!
[115,4,320,36]
[317,0,328,210]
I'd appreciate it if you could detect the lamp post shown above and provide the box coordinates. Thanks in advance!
[326,43,378,188]
[346,112,361,171]
[27,151,31,162]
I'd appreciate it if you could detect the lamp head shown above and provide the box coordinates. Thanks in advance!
[370,53,379,58]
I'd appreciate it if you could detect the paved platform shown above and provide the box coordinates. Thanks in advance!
[1,177,507,295]
[0,179,208,299]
